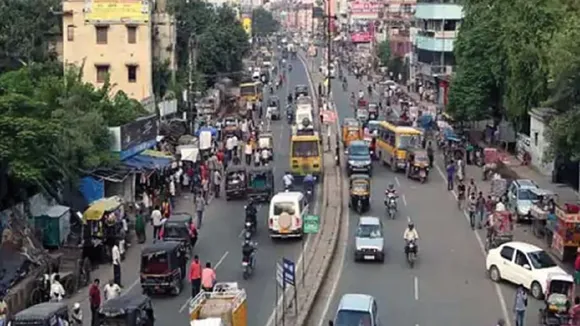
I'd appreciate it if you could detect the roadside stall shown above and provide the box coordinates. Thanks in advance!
[529,189,557,239]
[550,205,580,261]
[82,196,126,264]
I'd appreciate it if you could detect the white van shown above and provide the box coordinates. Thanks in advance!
[268,192,308,239]
[295,106,314,129]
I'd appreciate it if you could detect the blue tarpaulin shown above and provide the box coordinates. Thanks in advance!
[123,154,172,170]
[418,114,434,129]
[80,176,104,205]
[443,128,460,142]
[194,127,218,137]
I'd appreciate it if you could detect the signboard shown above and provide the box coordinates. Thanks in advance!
[282,258,295,286]
[84,0,150,23]
[303,215,320,233]
[119,115,158,159]
[348,0,381,19]
[321,110,337,124]
[242,17,252,36]
[351,32,373,43]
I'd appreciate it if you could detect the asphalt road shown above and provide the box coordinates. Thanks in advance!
[117,56,320,326]
[317,66,509,326]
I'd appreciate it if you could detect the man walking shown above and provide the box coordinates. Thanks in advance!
[189,255,202,298]
[195,193,206,229]
[151,205,163,240]
[201,262,216,292]
[88,279,101,326]
[112,241,122,286]
[513,285,527,326]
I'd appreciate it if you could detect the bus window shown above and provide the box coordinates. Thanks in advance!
[240,85,256,96]
[397,134,420,149]
[292,140,319,157]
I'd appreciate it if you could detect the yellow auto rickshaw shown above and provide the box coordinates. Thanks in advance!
[83,196,126,261]
[342,118,362,148]
[349,174,371,213]
[405,148,430,183]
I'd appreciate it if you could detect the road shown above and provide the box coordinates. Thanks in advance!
[314,63,511,326]
[103,56,320,326]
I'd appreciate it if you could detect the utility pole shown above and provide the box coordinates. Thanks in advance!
[188,33,198,132]
[325,0,333,97]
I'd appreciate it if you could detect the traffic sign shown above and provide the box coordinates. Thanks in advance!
[276,262,284,287]
[282,258,296,286]
[321,110,337,124]
[303,215,320,234]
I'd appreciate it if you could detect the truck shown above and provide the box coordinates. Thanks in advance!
[189,282,247,326]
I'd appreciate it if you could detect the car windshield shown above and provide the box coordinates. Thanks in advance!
[141,252,169,274]
[292,140,319,157]
[163,224,188,238]
[518,189,539,200]
[335,309,373,326]
[397,134,420,149]
[273,202,296,215]
[240,85,256,96]
[349,145,369,156]
[268,100,278,107]
[356,224,382,238]
[528,250,557,269]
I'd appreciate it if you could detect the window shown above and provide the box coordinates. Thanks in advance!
[96,65,109,83]
[528,250,557,269]
[96,26,108,44]
[127,65,137,83]
[335,310,372,326]
[292,140,319,157]
[534,132,539,146]
[517,189,538,200]
[67,25,74,41]
[499,246,514,260]
[127,26,137,44]
[273,202,296,215]
[402,4,412,13]
[514,250,529,267]
[356,223,382,238]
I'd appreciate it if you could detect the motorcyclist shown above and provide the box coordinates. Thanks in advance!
[282,171,294,190]
[245,199,258,229]
[367,84,372,96]
[303,173,315,199]
[241,233,256,268]
[403,222,419,253]
[287,93,293,104]
[288,63,292,72]
[358,90,364,99]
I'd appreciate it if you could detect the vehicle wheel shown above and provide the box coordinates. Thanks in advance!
[531,281,543,299]
[489,266,502,282]
[172,284,181,296]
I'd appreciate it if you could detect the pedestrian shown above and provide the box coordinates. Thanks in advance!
[225,136,234,163]
[245,141,253,165]
[574,248,580,286]
[446,160,455,190]
[213,170,222,198]
[112,241,121,286]
[426,142,434,168]
[151,205,163,240]
[201,262,216,292]
[232,134,239,159]
[513,284,527,326]
[50,274,65,302]
[169,176,176,208]
[88,279,101,326]
[202,177,209,201]
[468,192,477,229]
[135,208,146,243]
[467,178,478,197]
[103,279,121,301]
[195,193,206,229]
[189,255,202,298]
[476,192,486,229]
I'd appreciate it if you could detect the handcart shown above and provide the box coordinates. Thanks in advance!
[485,210,513,251]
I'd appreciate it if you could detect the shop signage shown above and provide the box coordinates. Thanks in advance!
[349,0,381,16]
[119,115,158,159]
[84,0,150,24]
[351,32,373,43]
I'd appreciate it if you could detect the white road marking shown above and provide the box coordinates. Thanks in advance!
[414,276,419,300]
[407,216,412,223]
[402,194,407,206]
[395,176,401,186]
[178,251,229,313]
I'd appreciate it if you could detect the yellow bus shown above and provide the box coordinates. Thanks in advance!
[240,81,262,103]
[290,132,322,177]
[376,121,423,171]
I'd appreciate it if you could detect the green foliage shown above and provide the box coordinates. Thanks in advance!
[0,63,147,192]
[377,41,391,67]
[170,0,250,88]
[0,0,61,73]
[252,8,280,37]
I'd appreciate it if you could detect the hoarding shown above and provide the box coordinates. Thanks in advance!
[348,0,381,19]
[84,0,150,23]
[242,17,252,36]
[351,32,373,43]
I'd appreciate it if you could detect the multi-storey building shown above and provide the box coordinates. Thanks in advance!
[411,0,463,106]
[383,0,415,58]
[62,0,154,103]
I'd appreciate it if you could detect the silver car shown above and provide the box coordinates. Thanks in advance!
[354,216,385,262]
[267,96,281,120]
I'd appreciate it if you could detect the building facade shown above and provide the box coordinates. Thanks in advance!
[62,0,153,102]
[411,0,463,106]
[383,0,415,58]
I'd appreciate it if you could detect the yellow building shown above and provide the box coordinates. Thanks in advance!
[62,0,153,101]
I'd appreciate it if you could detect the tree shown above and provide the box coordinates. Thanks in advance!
[252,8,280,37]
[377,41,390,67]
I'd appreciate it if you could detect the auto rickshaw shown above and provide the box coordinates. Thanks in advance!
[82,196,126,264]
[405,148,430,183]
[248,165,275,202]
[9,302,69,326]
[539,273,574,325]
[225,165,248,200]
[161,213,196,255]
[368,102,379,120]
[348,174,371,214]
[342,118,362,148]
[258,132,274,161]
[221,117,241,140]
[99,293,155,326]
[140,241,187,295]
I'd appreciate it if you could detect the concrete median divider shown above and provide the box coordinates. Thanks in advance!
[269,52,343,326]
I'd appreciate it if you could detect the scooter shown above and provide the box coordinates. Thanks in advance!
[242,251,257,280]
[406,240,417,268]
[385,195,397,219]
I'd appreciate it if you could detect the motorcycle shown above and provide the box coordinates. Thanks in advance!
[242,250,257,280]
[406,240,417,268]
[385,195,397,219]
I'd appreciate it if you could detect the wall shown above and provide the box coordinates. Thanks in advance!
[415,3,463,20]
[529,115,554,177]
[62,0,153,101]
[415,34,455,52]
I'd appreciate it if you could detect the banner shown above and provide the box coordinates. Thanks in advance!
[84,0,150,23]
[120,115,157,151]
[348,0,381,19]
[351,32,373,43]
[242,17,252,36]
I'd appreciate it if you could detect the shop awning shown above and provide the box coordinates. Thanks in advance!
[123,151,172,170]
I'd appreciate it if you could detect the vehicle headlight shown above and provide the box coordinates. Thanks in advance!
[348,160,356,165]
[362,160,371,165]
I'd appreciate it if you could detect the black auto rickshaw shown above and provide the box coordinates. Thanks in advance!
[248,166,275,202]
[161,213,196,255]
[140,241,186,295]
[225,165,248,200]
[405,148,430,183]
[99,293,155,326]
[349,174,371,213]
[9,302,69,326]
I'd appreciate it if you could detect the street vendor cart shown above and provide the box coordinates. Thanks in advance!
[529,189,557,241]
[550,204,580,261]
[485,210,513,251]
[82,196,126,264]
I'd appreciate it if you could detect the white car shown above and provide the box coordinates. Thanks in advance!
[485,241,569,299]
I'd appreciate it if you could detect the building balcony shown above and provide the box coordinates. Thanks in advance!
[416,62,453,77]
[415,3,463,20]
[415,34,455,52]
[417,29,457,39]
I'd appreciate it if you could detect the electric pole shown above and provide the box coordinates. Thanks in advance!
[188,33,198,132]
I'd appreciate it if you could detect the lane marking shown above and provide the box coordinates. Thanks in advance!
[402,194,407,206]
[407,216,412,223]
[178,251,229,313]
[395,176,401,186]
[414,276,419,301]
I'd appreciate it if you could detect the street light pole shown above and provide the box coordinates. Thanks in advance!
[326,0,332,97]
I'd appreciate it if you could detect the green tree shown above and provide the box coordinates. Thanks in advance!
[252,7,280,37]
[377,40,391,67]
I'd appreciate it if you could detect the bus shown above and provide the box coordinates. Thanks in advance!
[375,121,422,171]
[240,81,262,103]
[290,132,322,177]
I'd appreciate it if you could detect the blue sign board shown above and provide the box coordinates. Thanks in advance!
[282,258,296,286]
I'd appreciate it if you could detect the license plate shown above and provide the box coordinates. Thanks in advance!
[364,255,374,260]
[242,262,248,266]
[420,171,426,177]
[279,229,289,234]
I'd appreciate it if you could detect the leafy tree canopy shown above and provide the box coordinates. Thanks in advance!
[0,63,147,197]
[252,8,280,37]
[169,0,250,88]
